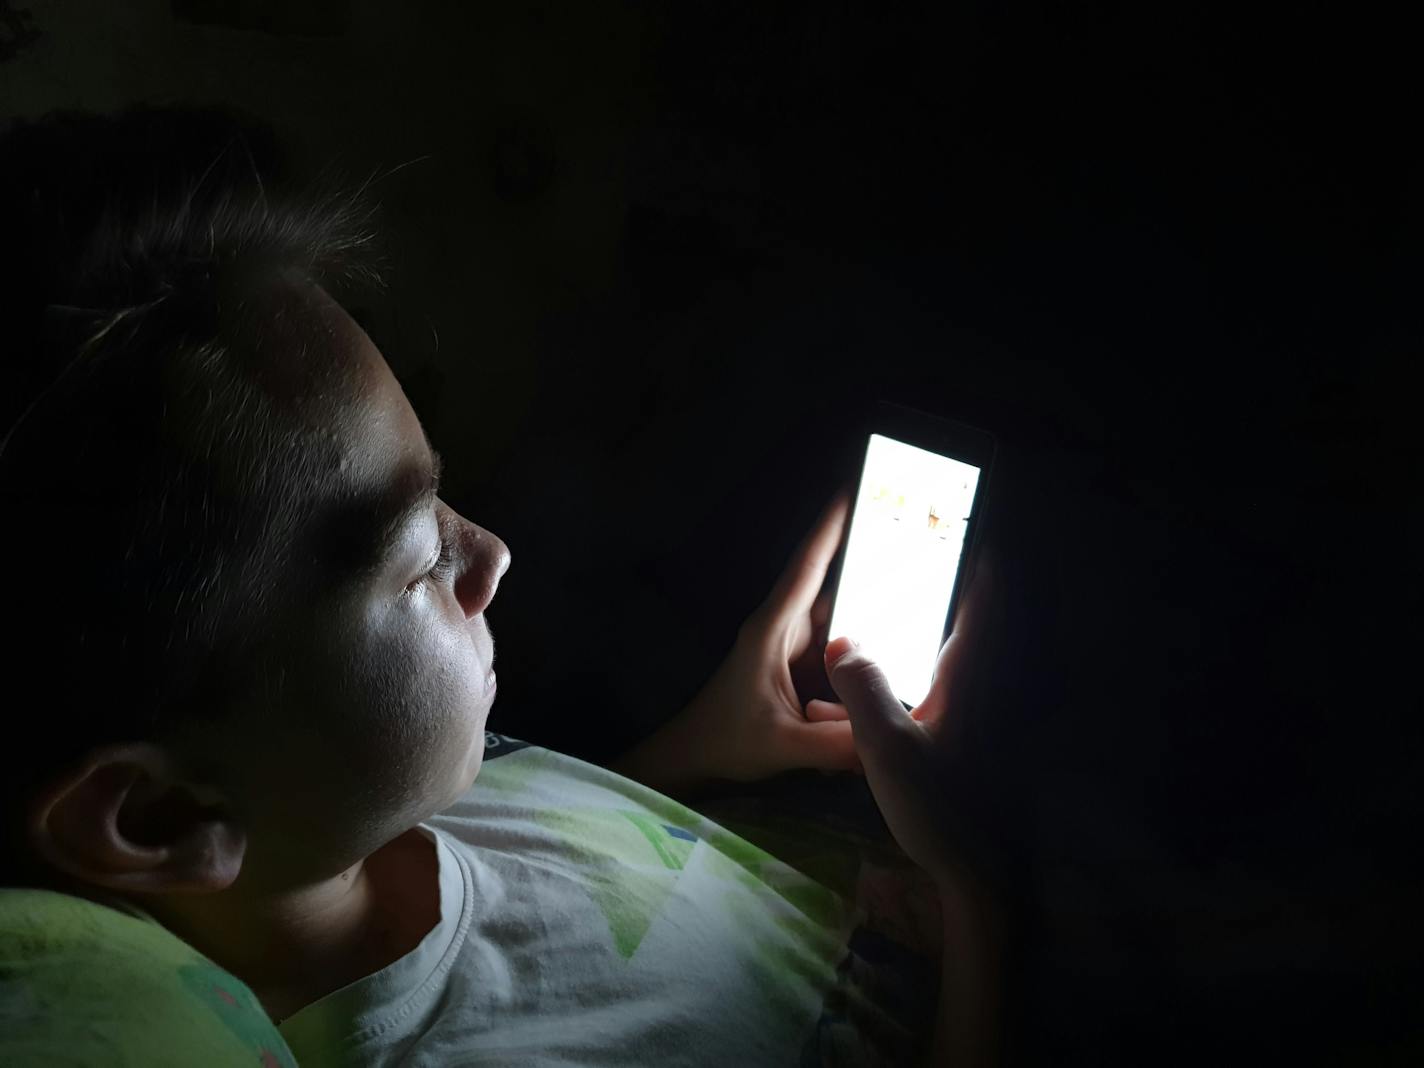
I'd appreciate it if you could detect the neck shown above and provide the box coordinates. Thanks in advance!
[134,828,440,1022]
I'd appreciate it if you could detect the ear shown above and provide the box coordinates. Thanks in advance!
[27,743,246,895]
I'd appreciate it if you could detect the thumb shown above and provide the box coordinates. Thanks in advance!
[824,637,921,761]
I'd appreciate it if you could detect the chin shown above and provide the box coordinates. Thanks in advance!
[452,724,487,798]
[439,685,492,803]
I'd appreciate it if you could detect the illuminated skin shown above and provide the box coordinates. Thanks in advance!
[27,275,510,1019]
[226,277,512,870]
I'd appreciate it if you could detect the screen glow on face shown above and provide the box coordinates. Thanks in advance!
[828,433,981,708]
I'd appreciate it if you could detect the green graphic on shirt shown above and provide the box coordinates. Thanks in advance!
[621,810,696,871]
[533,800,852,985]
[593,869,673,959]
[706,812,864,901]
[535,808,699,960]
[699,826,848,932]
[685,823,853,1028]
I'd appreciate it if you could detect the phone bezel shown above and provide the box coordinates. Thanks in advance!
[827,400,997,710]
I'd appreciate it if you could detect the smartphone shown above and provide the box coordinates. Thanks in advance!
[826,401,995,710]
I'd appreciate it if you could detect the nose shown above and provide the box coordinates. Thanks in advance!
[453,521,511,620]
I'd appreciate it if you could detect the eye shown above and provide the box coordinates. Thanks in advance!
[407,520,457,592]
[424,534,457,585]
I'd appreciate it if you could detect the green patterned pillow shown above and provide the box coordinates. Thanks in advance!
[0,888,297,1067]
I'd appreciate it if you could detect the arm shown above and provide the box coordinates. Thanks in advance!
[932,873,1003,1068]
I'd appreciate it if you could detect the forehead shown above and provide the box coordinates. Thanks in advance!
[242,278,435,580]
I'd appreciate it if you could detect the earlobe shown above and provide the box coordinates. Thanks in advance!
[159,818,247,893]
[28,743,246,895]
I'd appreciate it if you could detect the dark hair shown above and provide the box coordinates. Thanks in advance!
[0,105,385,877]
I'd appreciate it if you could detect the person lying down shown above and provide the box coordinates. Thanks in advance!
[0,107,1001,1067]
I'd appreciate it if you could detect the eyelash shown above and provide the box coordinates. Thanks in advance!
[425,534,457,585]
[406,519,456,593]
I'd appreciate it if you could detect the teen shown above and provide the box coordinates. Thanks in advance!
[0,107,999,1065]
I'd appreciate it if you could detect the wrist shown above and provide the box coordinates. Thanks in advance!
[931,869,1003,1068]
[936,872,1000,943]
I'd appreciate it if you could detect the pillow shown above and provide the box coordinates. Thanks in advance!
[0,887,297,1067]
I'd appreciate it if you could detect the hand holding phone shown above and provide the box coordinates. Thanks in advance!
[612,401,993,791]
[824,402,995,710]
[611,490,862,794]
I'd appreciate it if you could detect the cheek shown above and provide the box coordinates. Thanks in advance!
[221,599,493,876]
[300,606,489,819]
[377,605,490,801]
[416,626,490,791]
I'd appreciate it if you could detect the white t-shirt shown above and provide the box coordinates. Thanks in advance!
[278,735,930,1067]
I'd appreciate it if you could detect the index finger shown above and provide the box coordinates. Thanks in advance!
[763,486,852,622]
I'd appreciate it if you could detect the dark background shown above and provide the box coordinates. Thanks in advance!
[3,2,1418,1062]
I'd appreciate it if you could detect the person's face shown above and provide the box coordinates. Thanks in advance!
[180,278,511,891]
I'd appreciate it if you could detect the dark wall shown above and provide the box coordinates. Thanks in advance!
[3,2,1417,1062]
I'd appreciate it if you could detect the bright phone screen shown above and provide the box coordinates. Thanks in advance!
[827,433,982,708]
